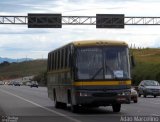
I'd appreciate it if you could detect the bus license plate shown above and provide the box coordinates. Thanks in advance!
[117,97,126,101]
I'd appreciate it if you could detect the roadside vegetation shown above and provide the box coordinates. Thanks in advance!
[0,48,159,86]
[131,48,160,85]
[0,60,47,80]
[32,71,47,86]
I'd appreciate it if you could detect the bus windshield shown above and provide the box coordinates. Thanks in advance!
[76,46,130,80]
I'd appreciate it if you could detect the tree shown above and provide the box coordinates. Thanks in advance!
[33,71,47,86]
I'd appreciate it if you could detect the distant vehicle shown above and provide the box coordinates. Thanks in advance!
[8,81,14,85]
[131,88,138,103]
[0,81,4,85]
[138,80,160,98]
[26,82,31,86]
[30,81,38,88]
[13,81,21,86]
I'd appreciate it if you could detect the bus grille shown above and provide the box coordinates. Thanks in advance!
[93,93,117,97]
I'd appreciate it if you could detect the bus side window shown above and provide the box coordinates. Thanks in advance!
[68,47,71,68]
[50,53,52,71]
[65,47,68,68]
[52,53,54,70]
[48,53,50,71]
[55,51,58,70]
[58,50,62,69]
[61,49,64,69]
[64,48,66,69]
[50,53,52,70]
[65,48,68,68]
[63,49,65,69]
[53,53,55,70]
[58,51,60,70]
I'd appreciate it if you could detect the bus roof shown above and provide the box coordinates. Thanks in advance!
[72,40,128,47]
[49,40,128,54]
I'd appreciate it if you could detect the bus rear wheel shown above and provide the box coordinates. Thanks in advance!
[112,103,121,112]
[53,90,61,108]
[71,104,79,113]
[54,96,67,109]
[54,97,61,108]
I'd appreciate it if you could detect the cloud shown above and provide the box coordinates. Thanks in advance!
[0,0,59,14]
[0,0,160,59]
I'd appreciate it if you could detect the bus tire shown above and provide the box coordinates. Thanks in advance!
[138,94,141,97]
[53,90,61,108]
[69,92,79,113]
[71,104,79,113]
[67,90,71,104]
[55,99,66,109]
[112,103,121,112]
[54,100,61,108]
[134,100,138,103]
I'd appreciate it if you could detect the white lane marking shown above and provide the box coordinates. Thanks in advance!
[0,89,82,122]
[150,102,160,105]
[121,108,126,111]
[154,99,160,102]
[151,114,160,116]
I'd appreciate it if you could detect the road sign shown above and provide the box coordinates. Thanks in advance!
[28,14,62,28]
[1,14,160,28]
[96,14,124,28]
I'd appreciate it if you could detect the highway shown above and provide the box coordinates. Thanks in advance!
[0,85,160,122]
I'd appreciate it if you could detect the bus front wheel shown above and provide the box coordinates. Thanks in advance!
[70,97,79,113]
[112,103,121,112]
[54,100,61,108]
[68,90,80,113]
[54,96,66,109]
[71,104,79,113]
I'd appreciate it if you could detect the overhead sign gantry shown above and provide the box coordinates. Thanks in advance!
[1,13,160,28]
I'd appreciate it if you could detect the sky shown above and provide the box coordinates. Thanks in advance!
[0,0,160,59]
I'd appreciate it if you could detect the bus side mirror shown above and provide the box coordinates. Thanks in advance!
[74,67,78,73]
[131,55,135,68]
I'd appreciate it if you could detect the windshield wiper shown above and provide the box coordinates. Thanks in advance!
[91,67,103,80]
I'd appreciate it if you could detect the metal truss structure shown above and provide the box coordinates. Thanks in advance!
[62,16,96,25]
[0,16,27,24]
[1,16,160,25]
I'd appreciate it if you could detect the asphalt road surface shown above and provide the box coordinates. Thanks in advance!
[0,85,160,122]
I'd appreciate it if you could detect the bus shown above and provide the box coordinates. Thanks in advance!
[47,40,131,113]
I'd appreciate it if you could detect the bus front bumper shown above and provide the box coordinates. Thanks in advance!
[75,90,131,106]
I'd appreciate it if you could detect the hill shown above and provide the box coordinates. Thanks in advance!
[132,48,160,64]
[0,48,159,85]
[0,60,47,80]
[0,57,33,63]
[131,48,160,85]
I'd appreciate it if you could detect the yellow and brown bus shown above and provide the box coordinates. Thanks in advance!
[47,40,131,112]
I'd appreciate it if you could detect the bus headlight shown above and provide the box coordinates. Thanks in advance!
[77,92,92,97]
[131,91,137,95]
[118,91,130,96]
